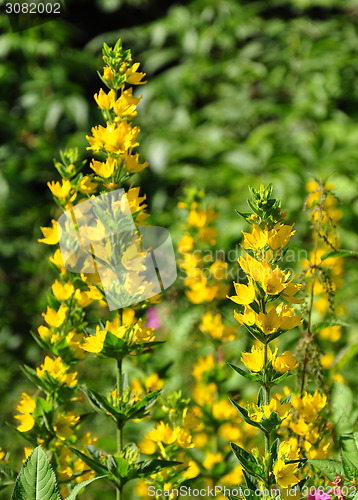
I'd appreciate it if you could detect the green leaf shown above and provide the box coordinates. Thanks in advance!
[135,459,181,478]
[308,458,344,481]
[106,456,130,479]
[230,400,262,430]
[126,391,161,419]
[81,386,126,424]
[341,451,358,481]
[65,476,105,500]
[260,411,281,433]
[230,443,264,479]
[271,438,280,462]
[281,393,292,405]
[242,470,260,490]
[320,250,358,260]
[11,446,61,500]
[311,319,349,333]
[228,363,261,382]
[332,383,355,436]
[70,449,109,477]
[340,433,358,469]
[257,387,265,407]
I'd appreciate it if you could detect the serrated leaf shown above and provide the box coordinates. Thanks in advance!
[311,319,349,333]
[81,385,127,423]
[242,469,260,490]
[341,451,358,480]
[308,458,344,481]
[126,391,161,419]
[65,476,105,500]
[11,446,61,500]
[106,456,130,479]
[340,433,358,469]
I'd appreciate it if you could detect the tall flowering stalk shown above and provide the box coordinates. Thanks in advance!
[11,40,183,500]
[228,184,305,490]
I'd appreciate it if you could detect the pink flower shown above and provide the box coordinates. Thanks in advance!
[145,307,161,329]
[308,490,331,500]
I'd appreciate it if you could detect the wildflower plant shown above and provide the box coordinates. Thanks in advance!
[8,39,184,500]
[227,184,306,491]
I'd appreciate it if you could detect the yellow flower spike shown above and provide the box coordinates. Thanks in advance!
[38,219,61,245]
[113,87,142,119]
[47,179,71,200]
[94,88,115,110]
[228,279,256,305]
[52,280,74,302]
[42,304,68,328]
[90,157,116,178]
[273,351,299,374]
[273,458,299,488]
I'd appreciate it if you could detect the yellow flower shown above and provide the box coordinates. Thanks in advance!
[42,305,68,328]
[278,304,302,330]
[113,87,142,118]
[289,417,310,436]
[90,157,116,178]
[176,428,194,448]
[184,460,200,479]
[125,62,147,85]
[94,88,115,109]
[262,397,291,420]
[268,224,295,251]
[203,452,224,470]
[212,400,237,420]
[177,234,194,253]
[187,208,207,227]
[0,447,7,463]
[52,280,74,301]
[86,121,139,154]
[103,65,114,82]
[145,373,164,392]
[273,351,299,373]
[54,413,80,440]
[227,279,256,305]
[234,305,256,326]
[291,391,327,423]
[36,356,78,387]
[138,439,157,455]
[261,267,288,295]
[122,151,148,173]
[281,282,303,304]
[49,248,65,272]
[319,325,342,342]
[79,176,97,194]
[241,344,275,372]
[238,254,272,283]
[38,219,62,245]
[14,393,36,432]
[38,325,51,341]
[145,422,176,444]
[241,225,268,250]
[47,179,71,199]
[199,311,235,342]
[256,307,281,335]
[273,458,299,488]
[192,354,215,382]
[81,325,107,353]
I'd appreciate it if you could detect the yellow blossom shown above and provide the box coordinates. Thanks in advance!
[227,279,256,305]
[36,356,78,387]
[273,351,299,373]
[38,219,61,245]
[47,179,71,199]
[273,458,299,488]
[177,234,194,253]
[42,305,68,328]
[52,280,74,301]
[234,305,256,326]
[103,65,114,81]
[81,325,107,353]
[241,225,268,250]
[122,151,148,173]
[54,413,80,440]
[241,344,275,372]
[145,422,176,445]
[192,354,215,382]
[145,373,164,392]
[90,157,116,178]
[86,121,139,154]
[203,452,224,470]
[125,62,147,85]
[79,176,97,194]
[94,88,115,109]
[268,224,295,251]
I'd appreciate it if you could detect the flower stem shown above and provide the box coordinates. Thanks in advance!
[263,343,271,487]
[117,358,123,500]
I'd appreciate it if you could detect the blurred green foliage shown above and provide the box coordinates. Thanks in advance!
[1,0,358,496]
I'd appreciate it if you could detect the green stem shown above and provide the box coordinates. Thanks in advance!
[116,358,123,500]
[263,343,271,487]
